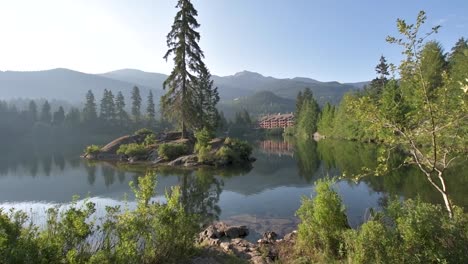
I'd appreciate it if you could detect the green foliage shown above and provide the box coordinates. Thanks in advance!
[195,128,215,162]
[295,89,320,139]
[134,128,153,136]
[84,145,101,155]
[0,172,200,264]
[143,133,157,146]
[344,199,468,263]
[215,137,253,165]
[195,127,214,151]
[131,86,142,122]
[158,143,190,160]
[117,143,148,158]
[162,0,215,136]
[296,179,349,256]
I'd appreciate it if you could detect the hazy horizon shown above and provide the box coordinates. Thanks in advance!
[0,0,466,82]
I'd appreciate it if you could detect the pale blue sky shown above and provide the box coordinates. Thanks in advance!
[0,0,466,82]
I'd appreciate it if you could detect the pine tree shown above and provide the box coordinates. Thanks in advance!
[83,90,98,123]
[115,91,128,126]
[100,89,116,122]
[295,91,303,117]
[53,106,65,125]
[40,100,52,124]
[162,0,208,138]
[366,55,390,99]
[131,86,142,122]
[65,108,81,126]
[146,90,156,124]
[194,70,220,132]
[28,100,37,122]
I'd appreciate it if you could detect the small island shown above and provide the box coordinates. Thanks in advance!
[82,128,255,168]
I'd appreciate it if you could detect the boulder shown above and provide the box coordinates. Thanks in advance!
[224,225,249,238]
[168,154,198,166]
[100,135,142,154]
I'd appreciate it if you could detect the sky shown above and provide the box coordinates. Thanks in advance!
[0,0,466,82]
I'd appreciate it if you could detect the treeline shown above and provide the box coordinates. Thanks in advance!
[317,37,468,142]
[0,86,170,140]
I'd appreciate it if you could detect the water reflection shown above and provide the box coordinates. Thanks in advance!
[0,137,466,240]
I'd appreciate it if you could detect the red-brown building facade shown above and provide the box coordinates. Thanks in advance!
[258,113,295,129]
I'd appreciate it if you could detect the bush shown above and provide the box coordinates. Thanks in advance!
[134,128,153,136]
[215,137,252,164]
[117,143,148,158]
[194,127,214,151]
[84,145,101,155]
[295,179,349,257]
[158,143,189,160]
[143,134,157,146]
[0,172,200,264]
[343,198,468,263]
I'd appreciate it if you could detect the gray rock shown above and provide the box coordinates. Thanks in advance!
[168,154,197,166]
[224,225,249,238]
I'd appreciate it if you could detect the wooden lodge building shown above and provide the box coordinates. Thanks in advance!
[258,113,295,129]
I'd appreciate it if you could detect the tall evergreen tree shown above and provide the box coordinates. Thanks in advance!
[162,0,208,137]
[28,100,37,122]
[194,70,220,131]
[65,108,81,126]
[53,106,65,125]
[115,91,128,125]
[295,91,303,116]
[83,90,98,123]
[146,90,156,124]
[131,86,142,122]
[40,100,52,124]
[100,89,116,122]
[366,55,390,99]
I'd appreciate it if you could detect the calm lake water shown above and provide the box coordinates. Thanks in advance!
[1,137,467,241]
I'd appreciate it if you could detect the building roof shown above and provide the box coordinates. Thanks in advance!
[259,113,294,122]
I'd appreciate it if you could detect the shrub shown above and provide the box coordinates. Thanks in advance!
[197,145,213,163]
[194,127,214,152]
[158,143,189,160]
[117,143,148,158]
[84,145,101,155]
[216,137,252,164]
[295,179,349,257]
[0,172,200,264]
[134,128,153,136]
[143,134,157,146]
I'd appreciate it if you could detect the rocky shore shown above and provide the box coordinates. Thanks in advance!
[82,131,255,168]
[193,222,297,264]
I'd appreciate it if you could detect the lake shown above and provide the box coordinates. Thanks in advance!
[1,137,466,241]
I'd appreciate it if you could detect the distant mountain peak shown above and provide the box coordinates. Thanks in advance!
[233,70,264,78]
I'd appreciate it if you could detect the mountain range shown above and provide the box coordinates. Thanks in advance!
[0,68,366,117]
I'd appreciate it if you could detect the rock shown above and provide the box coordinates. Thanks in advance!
[220,242,231,251]
[202,225,222,239]
[262,231,278,242]
[283,230,297,242]
[224,225,249,238]
[168,154,198,166]
[100,135,142,153]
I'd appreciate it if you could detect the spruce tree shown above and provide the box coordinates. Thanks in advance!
[40,100,52,124]
[28,100,37,122]
[83,90,98,123]
[162,0,208,137]
[115,91,128,125]
[53,106,65,125]
[131,86,142,122]
[194,70,220,131]
[295,91,303,117]
[65,108,81,126]
[100,89,116,122]
[146,90,156,124]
